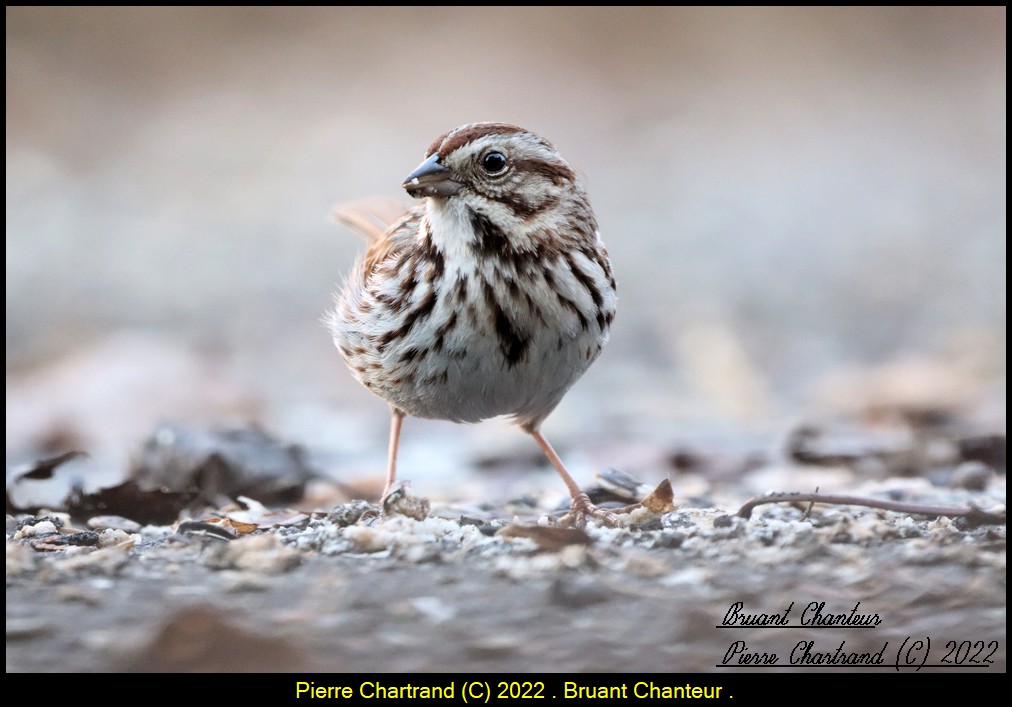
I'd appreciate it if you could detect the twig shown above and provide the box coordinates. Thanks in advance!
[737,492,1005,526]
[801,486,819,520]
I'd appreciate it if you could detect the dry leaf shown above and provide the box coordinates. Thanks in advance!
[641,479,676,513]
[496,524,593,551]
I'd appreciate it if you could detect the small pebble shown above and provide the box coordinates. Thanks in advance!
[13,520,58,539]
[88,516,143,533]
[951,462,993,491]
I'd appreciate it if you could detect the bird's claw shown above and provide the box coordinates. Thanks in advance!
[559,492,627,527]
[380,480,430,520]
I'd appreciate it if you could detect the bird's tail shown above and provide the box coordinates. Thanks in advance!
[330,197,407,243]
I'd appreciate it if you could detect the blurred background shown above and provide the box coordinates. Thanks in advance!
[6,7,1006,500]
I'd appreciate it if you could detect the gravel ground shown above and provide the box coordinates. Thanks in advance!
[7,459,1005,673]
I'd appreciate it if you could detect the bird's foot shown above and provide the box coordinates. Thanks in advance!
[380,480,430,520]
[558,492,631,528]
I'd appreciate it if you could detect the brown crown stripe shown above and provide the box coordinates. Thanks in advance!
[430,123,530,159]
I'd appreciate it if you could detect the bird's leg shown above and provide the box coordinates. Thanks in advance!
[373,408,430,520]
[382,408,405,500]
[527,428,620,527]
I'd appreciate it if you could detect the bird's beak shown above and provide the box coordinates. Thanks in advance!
[402,153,463,198]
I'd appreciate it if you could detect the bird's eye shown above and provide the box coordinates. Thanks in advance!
[480,151,508,175]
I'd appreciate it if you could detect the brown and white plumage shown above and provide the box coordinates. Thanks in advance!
[328,122,617,523]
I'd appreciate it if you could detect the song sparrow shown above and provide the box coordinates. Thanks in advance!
[328,122,617,524]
